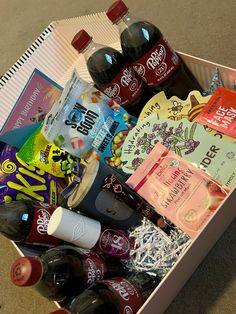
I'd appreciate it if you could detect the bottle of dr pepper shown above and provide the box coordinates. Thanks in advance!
[106,0,202,100]
[71,29,154,117]
[49,272,160,314]
[0,200,61,246]
[10,245,126,302]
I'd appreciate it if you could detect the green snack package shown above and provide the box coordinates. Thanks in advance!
[17,125,79,178]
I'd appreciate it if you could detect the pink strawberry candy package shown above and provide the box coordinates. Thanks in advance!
[126,142,229,238]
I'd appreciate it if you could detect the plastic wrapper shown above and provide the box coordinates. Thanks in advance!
[137,90,236,145]
[121,114,236,188]
[138,90,211,123]
[202,67,224,96]
[126,142,229,238]
[0,141,66,205]
[41,70,136,171]
[17,125,80,178]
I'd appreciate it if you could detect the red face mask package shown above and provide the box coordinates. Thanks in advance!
[196,87,236,138]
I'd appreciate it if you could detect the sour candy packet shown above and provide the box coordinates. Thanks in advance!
[0,141,66,205]
[41,70,136,171]
[196,87,236,138]
[127,142,229,238]
[17,125,80,178]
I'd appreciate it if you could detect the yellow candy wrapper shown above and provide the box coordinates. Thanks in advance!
[17,125,80,177]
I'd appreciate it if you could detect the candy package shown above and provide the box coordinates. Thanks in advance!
[17,125,80,178]
[196,87,236,138]
[41,70,136,171]
[0,141,66,205]
[127,142,229,238]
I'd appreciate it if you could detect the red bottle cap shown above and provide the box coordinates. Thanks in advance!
[10,256,43,286]
[106,0,129,23]
[71,29,92,52]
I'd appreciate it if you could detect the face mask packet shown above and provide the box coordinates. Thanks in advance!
[0,141,66,206]
[126,142,229,239]
[17,124,80,178]
[41,70,137,172]
[196,87,236,138]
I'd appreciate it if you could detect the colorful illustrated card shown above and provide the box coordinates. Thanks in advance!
[121,114,236,189]
[138,90,210,122]
[0,69,63,135]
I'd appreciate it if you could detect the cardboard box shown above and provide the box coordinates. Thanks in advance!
[0,12,235,314]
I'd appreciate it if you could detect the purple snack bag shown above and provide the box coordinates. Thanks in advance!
[0,141,66,205]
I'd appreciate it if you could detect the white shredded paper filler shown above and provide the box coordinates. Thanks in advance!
[124,218,192,278]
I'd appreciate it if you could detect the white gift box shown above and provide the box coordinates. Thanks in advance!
[0,12,235,314]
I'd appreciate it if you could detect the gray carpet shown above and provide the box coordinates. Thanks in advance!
[0,0,235,313]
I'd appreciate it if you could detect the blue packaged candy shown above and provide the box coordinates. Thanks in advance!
[42,70,136,171]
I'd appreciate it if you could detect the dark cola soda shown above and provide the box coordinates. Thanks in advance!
[107,0,202,100]
[0,200,61,246]
[49,272,160,314]
[71,29,154,117]
[10,245,126,302]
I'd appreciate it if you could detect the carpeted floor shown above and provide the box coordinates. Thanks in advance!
[0,0,235,313]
